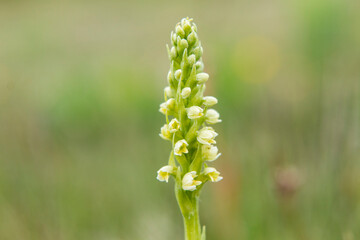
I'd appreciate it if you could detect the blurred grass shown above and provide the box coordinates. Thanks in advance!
[0,0,359,239]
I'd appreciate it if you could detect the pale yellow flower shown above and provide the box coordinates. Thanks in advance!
[182,171,202,191]
[205,109,222,124]
[186,106,203,119]
[159,124,172,140]
[169,118,181,133]
[197,127,218,145]
[174,139,189,156]
[157,165,175,182]
[203,167,223,182]
[202,145,221,162]
[159,98,176,115]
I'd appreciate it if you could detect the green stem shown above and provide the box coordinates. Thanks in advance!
[184,197,201,240]
[176,183,201,240]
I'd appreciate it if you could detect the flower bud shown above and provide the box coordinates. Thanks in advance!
[188,54,196,66]
[166,98,176,110]
[181,87,191,99]
[195,61,204,72]
[171,31,177,45]
[191,23,197,32]
[176,25,185,38]
[203,96,218,107]
[182,22,192,35]
[193,47,202,60]
[205,109,221,124]
[174,69,182,80]
[179,39,189,50]
[187,31,197,45]
[170,46,177,59]
[167,71,172,82]
[186,106,204,119]
[159,98,176,115]
[164,86,173,98]
[196,73,209,84]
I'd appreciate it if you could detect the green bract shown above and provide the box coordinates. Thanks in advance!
[157,17,222,240]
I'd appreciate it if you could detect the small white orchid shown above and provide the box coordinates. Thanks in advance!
[186,106,203,119]
[169,118,180,133]
[157,18,223,239]
[203,96,218,107]
[174,139,189,156]
[203,167,223,182]
[202,145,221,161]
[159,124,172,140]
[159,98,176,115]
[205,109,222,124]
[157,165,176,182]
[182,171,202,191]
[197,127,218,145]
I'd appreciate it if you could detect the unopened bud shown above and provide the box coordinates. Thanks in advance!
[176,25,185,38]
[174,69,182,80]
[171,31,177,45]
[195,61,204,72]
[187,31,197,45]
[196,73,209,84]
[181,87,191,99]
[179,39,188,50]
[170,47,177,59]
[193,47,202,60]
[188,54,196,66]
[165,86,173,98]
[192,23,197,32]
[203,96,218,107]
[183,23,192,35]
[167,71,172,82]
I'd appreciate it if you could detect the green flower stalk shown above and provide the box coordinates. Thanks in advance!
[157,17,222,240]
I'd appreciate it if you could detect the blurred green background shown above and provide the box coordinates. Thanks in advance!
[0,0,359,239]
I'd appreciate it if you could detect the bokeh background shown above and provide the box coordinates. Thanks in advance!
[1,0,359,239]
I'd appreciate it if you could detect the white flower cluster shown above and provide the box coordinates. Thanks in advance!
[156,17,223,191]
